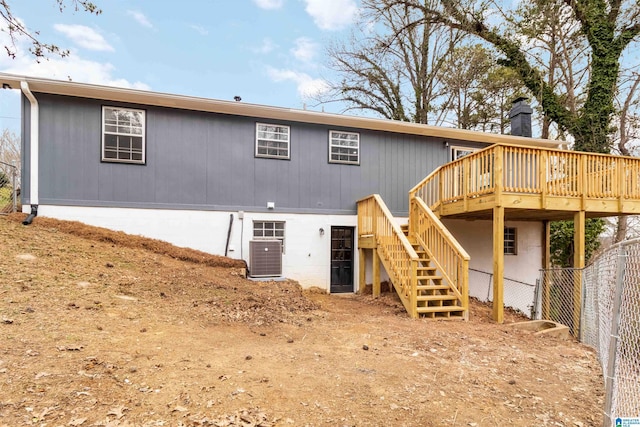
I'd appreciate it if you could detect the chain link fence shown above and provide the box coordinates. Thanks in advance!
[535,268,583,336]
[469,268,537,318]
[0,160,18,214]
[538,239,640,426]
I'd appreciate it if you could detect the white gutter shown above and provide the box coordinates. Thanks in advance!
[0,72,563,150]
[20,80,39,205]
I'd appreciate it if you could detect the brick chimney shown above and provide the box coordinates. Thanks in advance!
[509,97,533,138]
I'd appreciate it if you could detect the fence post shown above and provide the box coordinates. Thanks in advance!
[580,271,586,343]
[602,245,626,427]
[542,270,551,319]
[12,165,17,213]
[532,278,540,320]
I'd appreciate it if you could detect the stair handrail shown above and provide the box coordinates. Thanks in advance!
[410,196,469,318]
[357,194,419,317]
[409,167,442,210]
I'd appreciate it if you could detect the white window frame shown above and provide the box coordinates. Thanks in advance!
[504,227,517,255]
[255,123,290,159]
[102,106,146,164]
[329,130,360,165]
[253,221,286,253]
[450,146,478,161]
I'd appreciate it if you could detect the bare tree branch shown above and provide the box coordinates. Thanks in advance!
[0,0,101,59]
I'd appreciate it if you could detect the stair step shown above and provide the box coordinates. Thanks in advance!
[416,295,457,302]
[416,266,436,272]
[417,275,442,281]
[419,311,466,320]
[416,305,465,314]
[416,285,450,291]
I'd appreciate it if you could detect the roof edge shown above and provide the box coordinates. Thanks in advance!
[0,73,565,149]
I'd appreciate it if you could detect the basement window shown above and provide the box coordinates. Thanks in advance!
[102,106,145,164]
[504,227,517,255]
[329,131,360,165]
[253,221,286,253]
[256,123,290,159]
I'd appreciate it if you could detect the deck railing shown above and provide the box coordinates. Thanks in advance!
[357,194,418,317]
[410,196,469,317]
[410,143,640,211]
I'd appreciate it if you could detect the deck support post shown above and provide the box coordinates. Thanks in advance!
[573,210,585,336]
[372,249,381,298]
[492,205,505,323]
[358,248,366,294]
[543,221,551,270]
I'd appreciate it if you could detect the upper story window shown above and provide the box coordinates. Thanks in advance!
[256,123,290,159]
[451,146,478,161]
[102,106,145,164]
[329,131,360,165]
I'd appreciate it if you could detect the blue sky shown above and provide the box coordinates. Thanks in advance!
[0,0,361,133]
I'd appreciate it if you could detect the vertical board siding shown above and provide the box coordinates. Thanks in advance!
[35,93,465,214]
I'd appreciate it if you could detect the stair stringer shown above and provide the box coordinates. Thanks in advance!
[408,196,470,320]
[412,233,464,302]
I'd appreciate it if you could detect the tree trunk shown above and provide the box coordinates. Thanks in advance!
[614,217,628,243]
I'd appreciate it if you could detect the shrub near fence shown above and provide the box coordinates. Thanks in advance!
[539,240,640,426]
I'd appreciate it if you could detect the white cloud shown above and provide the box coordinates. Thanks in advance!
[291,37,318,63]
[303,0,358,31]
[267,67,328,98]
[253,38,277,54]
[0,31,149,90]
[189,24,209,36]
[253,0,284,10]
[53,24,114,52]
[127,10,153,28]
[2,57,150,90]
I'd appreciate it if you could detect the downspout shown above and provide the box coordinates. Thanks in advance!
[20,81,39,225]
[224,213,234,257]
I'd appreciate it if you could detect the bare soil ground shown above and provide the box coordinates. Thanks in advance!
[0,214,603,426]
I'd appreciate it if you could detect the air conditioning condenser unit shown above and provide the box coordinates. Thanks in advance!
[249,240,282,277]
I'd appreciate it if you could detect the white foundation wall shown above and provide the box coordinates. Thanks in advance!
[443,218,543,316]
[27,205,543,313]
[33,205,359,291]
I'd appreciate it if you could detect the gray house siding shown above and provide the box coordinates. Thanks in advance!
[27,93,479,215]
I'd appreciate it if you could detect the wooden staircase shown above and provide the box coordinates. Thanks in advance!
[360,143,640,322]
[357,193,468,320]
[400,224,466,319]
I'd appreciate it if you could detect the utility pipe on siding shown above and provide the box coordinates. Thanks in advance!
[225,213,234,257]
[20,80,39,208]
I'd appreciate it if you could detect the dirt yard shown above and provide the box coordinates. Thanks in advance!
[0,214,603,426]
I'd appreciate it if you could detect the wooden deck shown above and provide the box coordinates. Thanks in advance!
[412,144,640,221]
[359,143,640,323]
